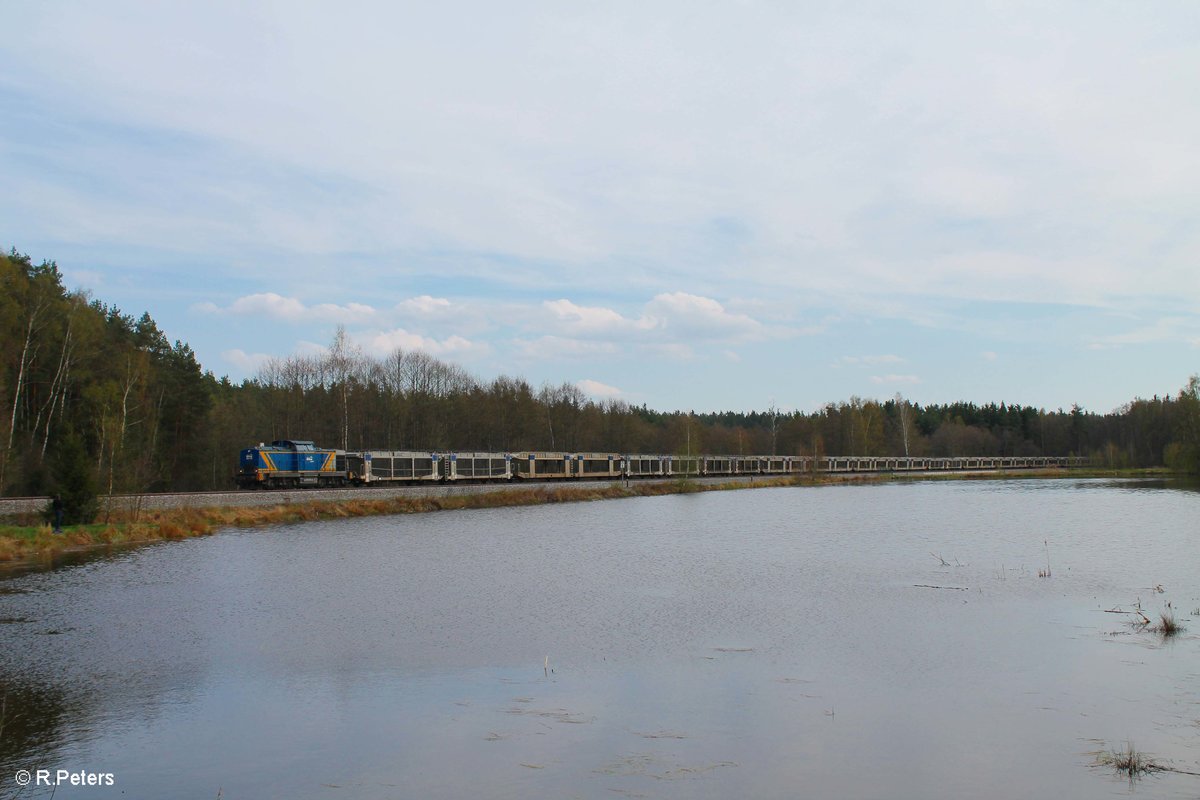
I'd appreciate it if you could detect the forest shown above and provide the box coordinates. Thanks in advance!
[3,249,1198,500]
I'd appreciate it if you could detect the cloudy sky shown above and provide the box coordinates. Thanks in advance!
[3,1,1197,413]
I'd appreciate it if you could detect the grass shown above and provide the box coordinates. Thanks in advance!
[1095,742,1163,779]
[1127,605,1186,638]
[1153,609,1183,637]
[0,476,800,566]
[0,465,1161,568]
[1038,539,1052,578]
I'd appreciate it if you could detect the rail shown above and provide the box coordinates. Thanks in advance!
[0,456,1088,518]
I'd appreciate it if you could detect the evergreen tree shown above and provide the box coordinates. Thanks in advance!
[1165,376,1200,474]
[51,427,98,524]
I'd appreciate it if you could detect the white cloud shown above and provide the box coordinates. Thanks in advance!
[312,301,375,321]
[577,378,622,398]
[519,292,772,364]
[362,328,485,359]
[538,292,767,348]
[199,292,377,323]
[5,3,1200,410]
[644,292,763,340]
[1088,317,1200,348]
[6,2,1200,317]
[981,351,998,361]
[221,348,272,373]
[543,298,655,336]
[390,295,499,338]
[229,292,307,319]
[870,374,921,385]
[397,295,453,315]
[641,343,695,361]
[294,340,330,357]
[514,336,619,360]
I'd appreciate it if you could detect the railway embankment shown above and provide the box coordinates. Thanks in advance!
[0,466,1145,569]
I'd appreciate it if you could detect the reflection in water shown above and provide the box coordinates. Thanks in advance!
[0,677,76,771]
[0,479,1198,799]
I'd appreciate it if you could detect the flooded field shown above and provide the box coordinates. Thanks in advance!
[1,478,1198,798]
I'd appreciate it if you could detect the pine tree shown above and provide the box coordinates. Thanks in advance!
[51,427,98,524]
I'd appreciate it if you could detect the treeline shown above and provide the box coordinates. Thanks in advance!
[2,249,1199,502]
[1,252,211,505]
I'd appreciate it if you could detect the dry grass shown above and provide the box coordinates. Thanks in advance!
[1096,742,1163,778]
[1154,609,1183,636]
[1129,605,1187,637]
[0,468,1091,567]
[0,476,802,565]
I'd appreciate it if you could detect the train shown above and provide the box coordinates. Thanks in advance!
[234,439,1085,490]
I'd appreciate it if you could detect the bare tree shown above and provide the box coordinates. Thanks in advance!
[895,393,911,457]
[325,326,362,451]
[2,282,52,487]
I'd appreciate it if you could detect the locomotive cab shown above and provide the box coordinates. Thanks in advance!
[234,440,347,489]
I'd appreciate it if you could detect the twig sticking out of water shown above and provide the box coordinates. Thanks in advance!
[1125,604,1186,635]
[1038,540,1051,578]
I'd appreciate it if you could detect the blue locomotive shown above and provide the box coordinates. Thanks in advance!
[235,440,349,489]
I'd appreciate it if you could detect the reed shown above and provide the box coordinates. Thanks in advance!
[1154,609,1182,636]
[1096,742,1161,778]
[1037,539,1051,578]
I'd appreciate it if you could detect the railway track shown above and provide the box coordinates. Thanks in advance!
[0,475,767,519]
[0,460,1084,520]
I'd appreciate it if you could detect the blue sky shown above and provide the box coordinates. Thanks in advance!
[2,1,1198,414]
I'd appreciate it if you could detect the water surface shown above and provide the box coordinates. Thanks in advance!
[1,479,1198,798]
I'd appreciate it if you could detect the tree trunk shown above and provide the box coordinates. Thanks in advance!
[1,307,43,487]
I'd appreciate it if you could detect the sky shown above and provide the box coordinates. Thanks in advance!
[2,1,1198,414]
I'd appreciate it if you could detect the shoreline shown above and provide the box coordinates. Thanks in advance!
[0,467,1175,571]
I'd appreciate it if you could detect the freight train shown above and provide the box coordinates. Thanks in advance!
[235,439,1084,489]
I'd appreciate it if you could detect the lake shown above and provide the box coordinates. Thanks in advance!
[1,478,1198,798]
